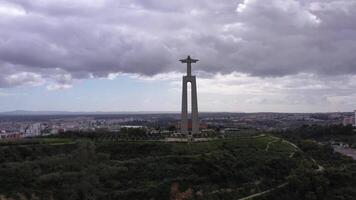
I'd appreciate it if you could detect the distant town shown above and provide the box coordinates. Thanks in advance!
[1,111,355,140]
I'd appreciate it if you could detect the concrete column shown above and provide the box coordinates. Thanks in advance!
[187,63,192,76]
[191,77,199,135]
[180,56,199,138]
[181,77,188,135]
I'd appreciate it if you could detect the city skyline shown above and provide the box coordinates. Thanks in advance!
[1,0,356,112]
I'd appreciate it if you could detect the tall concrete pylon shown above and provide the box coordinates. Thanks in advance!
[180,56,199,136]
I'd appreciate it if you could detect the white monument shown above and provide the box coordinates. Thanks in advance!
[180,55,199,136]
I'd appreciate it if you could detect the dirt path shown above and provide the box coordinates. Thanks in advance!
[238,136,324,200]
[238,183,288,200]
[265,140,279,152]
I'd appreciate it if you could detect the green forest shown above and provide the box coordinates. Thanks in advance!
[0,130,355,200]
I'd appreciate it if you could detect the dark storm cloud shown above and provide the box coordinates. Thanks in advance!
[0,0,356,87]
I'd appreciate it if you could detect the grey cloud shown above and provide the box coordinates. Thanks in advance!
[0,0,356,88]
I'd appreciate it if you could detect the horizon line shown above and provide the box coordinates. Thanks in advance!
[0,110,354,115]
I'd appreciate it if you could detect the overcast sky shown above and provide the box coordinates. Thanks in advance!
[0,0,356,112]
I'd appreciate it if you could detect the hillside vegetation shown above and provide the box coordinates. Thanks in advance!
[0,135,301,200]
[1,131,355,200]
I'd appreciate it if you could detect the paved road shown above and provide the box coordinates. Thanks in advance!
[334,146,356,160]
